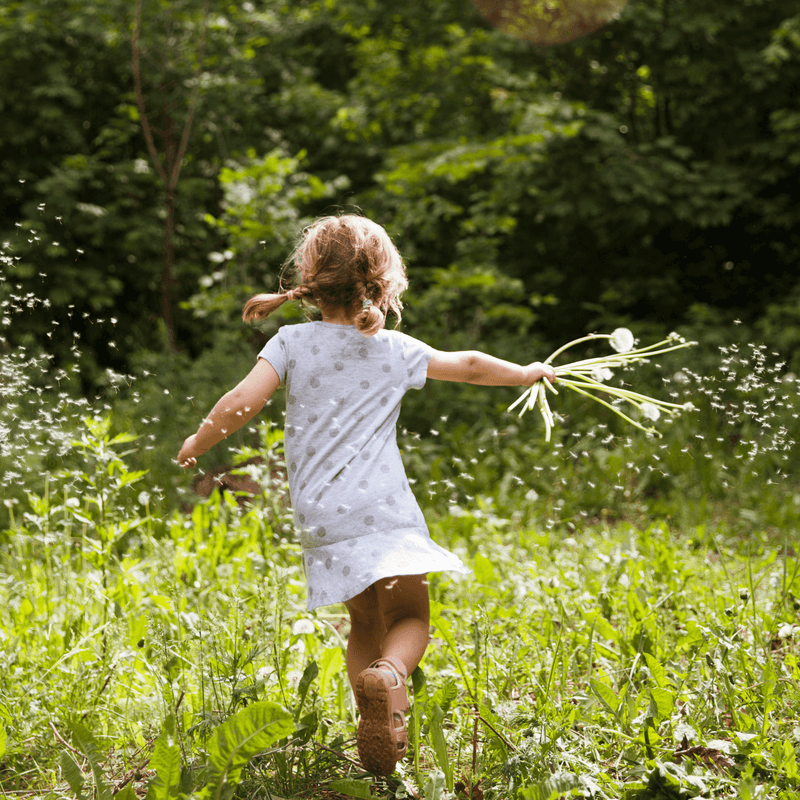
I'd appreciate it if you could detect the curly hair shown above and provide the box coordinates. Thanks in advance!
[242,215,408,337]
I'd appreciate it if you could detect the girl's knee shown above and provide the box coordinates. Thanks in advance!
[375,574,430,628]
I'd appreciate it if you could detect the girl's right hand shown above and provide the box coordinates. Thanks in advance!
[178,433,204,468]
[524,362,556,386]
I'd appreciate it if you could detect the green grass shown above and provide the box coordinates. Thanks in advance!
[1,426,799,800]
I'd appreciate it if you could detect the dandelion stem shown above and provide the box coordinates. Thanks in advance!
[545,334,610,365]
[556,380,659,436]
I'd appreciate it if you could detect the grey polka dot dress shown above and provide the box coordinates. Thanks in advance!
[259,321,468,611]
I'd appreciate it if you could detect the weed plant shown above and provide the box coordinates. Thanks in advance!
[1,424,799,798]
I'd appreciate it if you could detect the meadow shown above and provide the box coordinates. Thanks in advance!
[1,420,798,800]
[2,293,800,799]
[3,249,800,799]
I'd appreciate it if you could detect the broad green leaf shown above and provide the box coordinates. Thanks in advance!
[201,701,293,800]
[317,647,344,697]
[590,678,620,714]
[649,687,675,721]
[59,751,86,800]
[646,760,706,796]
[68,721,111,800]
[519,772,582,800]
[115,786,137,800]
[430,680,457,715]
[423,770,446,800]
[584,611,621,645]
[145,716,181,800]
[428,702,450,786]
[474,552,497,585]
[643,652,669,688]
[0,724,5,758]
[294,660,318,720]
[328,778,373,799]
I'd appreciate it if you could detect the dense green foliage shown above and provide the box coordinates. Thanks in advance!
[3,1,800,796]
[2,0,799,377]
[1,426,799,798]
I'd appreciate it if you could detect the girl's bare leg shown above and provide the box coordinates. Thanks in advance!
[374,573,430,677]
[345,584,387,690]
[345,574,430,687]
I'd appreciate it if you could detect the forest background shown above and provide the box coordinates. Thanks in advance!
[2,1,800,798]
[2,0,800,527]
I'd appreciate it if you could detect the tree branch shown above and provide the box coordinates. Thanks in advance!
[169,0,211,191]
[132,0,167,184]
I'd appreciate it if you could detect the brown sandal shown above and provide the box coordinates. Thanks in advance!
[355,656,409,776]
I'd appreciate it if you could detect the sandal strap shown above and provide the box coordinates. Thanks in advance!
[367,656,409,713]
[368,656,407,685]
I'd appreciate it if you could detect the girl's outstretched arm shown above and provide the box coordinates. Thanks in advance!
[177,358,281,468]
[427,350,555,387]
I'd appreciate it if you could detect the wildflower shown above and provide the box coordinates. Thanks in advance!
[292,619,315,635]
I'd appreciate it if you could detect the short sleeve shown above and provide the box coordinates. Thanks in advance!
[258,328,287,384]
[399,332,434,390]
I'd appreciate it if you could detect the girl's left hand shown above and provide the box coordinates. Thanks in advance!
[178,434,203,468]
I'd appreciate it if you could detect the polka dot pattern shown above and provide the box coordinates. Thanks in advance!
[258,321,466,613]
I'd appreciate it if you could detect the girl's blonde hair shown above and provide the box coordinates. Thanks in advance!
[242,215,408,337]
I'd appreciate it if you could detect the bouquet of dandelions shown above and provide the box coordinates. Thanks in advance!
[510,328,697,441]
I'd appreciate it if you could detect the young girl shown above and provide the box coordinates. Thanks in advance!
[177,215,555,776]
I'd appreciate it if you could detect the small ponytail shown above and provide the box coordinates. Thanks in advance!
[355,298,384,337]
[242,285,311,323]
